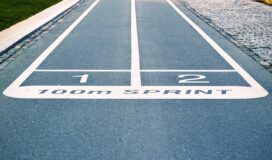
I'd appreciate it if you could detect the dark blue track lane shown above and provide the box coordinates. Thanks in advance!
[38,0,131,70]
[22,71,130,86]
[137,0,233,70]
[141,72,249,86]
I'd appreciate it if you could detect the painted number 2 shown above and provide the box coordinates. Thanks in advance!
[178,74,209,84]
[73,74,89,84]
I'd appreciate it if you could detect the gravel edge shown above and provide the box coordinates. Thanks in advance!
[177,0,272,73]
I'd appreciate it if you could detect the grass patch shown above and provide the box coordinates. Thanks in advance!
[0,0,62,31]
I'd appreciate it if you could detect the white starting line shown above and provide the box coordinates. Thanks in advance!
[3,0,268,99]
[34,69,236,72]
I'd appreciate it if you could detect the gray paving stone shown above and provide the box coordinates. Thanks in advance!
[0,60,10,69]
[179,0,272,71]
[0,0,85,69]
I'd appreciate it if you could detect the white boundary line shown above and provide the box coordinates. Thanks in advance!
[166,0,267,92]
[10,86,267,99]
[142,70,236,72]
[131,0,141,87]
[35,69,131,72]
[35,69,236,72]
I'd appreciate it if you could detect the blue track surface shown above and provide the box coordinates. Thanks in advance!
[0,0,272,159]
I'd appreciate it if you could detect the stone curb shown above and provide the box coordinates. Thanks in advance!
[0,0,80,54]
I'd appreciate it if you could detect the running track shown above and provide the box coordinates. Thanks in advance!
[0,0,272,159]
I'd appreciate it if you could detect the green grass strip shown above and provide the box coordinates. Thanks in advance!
[0,0,62,31]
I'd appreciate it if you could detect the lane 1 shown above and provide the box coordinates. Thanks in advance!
[21,0,132,87]
[22,71,130,86]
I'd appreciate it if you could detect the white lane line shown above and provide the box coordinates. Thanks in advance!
[166,0,267,92]
[131,0,141,87]
[35,69,131,72]
[4,0,100,88]
[141,70,236,72]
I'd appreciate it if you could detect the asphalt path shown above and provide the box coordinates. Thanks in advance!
[0,0,272,159]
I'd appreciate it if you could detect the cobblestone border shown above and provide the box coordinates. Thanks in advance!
[0,0,86,70]
[177,0,272,73]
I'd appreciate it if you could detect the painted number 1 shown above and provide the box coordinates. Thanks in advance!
[73,74,89,84]
[178,74,209,84]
